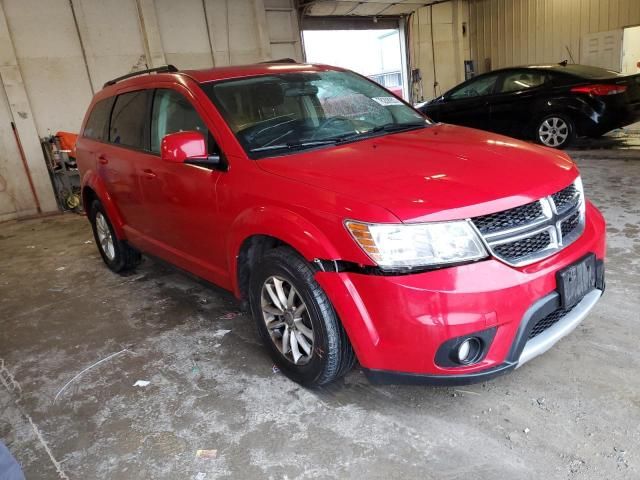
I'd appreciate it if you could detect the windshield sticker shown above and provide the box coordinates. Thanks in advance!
[372,96,404,106]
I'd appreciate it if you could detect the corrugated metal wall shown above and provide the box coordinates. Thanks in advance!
[409,0,470,102]
[469,0,640,73]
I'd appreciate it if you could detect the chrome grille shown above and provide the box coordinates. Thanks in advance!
[561,210,581,237]
[551,184,579,214]
[493,230,552,262]
[470,179,585,266]
[473,201,544,235]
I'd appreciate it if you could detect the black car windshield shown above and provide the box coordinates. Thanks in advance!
[202,70,427,158]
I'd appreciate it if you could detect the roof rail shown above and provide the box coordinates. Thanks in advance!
[103,65,179,88]
[259,58,298,64]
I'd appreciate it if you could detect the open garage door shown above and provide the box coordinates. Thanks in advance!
[298,2,447,101]
[302,17,409,99]
[299,1,461,103]
[300,0,445,17]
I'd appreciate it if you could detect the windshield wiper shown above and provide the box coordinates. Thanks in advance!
[250,139,338,153]
[249,122,427,154]
[376,122,427,132]
[327,122,427,143]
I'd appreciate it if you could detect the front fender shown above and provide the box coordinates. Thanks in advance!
[82,170,126,239]
[227,205,343,296]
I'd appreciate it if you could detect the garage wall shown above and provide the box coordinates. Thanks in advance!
[409,0,470,102]
[468,0,640,73]
[0,0,301,222]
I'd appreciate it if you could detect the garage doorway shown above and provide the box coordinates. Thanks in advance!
[622,26,640,74]
[302,28,408,99]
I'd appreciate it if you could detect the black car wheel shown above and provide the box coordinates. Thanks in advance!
[249,247,356,387]
[536,114,575,149]
[89,200,141,273]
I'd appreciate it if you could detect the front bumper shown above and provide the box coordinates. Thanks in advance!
[363,287,602,385]
[315,202,606,385]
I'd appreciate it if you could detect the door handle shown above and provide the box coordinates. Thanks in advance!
[98,154,108,165]
[142,168,157,179]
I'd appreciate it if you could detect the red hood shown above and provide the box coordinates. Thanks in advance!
[257,124,579,223]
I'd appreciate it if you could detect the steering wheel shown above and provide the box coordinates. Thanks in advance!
[312,116,355,138]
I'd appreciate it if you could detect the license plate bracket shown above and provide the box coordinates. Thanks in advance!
[557,254,596,309]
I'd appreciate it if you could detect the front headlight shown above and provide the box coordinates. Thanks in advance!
[345,220,488,270]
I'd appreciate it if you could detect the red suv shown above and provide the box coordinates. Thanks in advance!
[77,62,606,386]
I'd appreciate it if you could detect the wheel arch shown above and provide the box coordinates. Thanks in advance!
[528,96,593,138]
[228,206,342,301]
[81,171,126,239]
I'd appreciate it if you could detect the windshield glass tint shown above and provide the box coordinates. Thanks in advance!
[202,70,426,157]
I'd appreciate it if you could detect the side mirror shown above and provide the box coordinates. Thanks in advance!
[160,131,223,169]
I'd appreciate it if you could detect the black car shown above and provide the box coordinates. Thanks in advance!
[418,63,640,148]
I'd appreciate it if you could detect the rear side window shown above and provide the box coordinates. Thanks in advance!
[499,71,548,93]
[150,89,208,153]
[83,98,112,140]
[109,90,150,148]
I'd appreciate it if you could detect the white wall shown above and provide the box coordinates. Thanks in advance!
[0,0,302,222]
[0,86,37,222]
[622,26,640,74]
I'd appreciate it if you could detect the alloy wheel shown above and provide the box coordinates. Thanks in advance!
[260,275,314,365]
[95,212,115,261]
[538,117,569,147]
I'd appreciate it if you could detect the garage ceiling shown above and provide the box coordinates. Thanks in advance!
[301,1,445,17]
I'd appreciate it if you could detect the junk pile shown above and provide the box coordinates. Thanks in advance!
[41,131,82,212]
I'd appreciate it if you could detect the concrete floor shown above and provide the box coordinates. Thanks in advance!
[1,155,639,480]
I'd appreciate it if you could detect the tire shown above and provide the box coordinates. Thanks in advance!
[89,200,141,273]
[249,247,356,387]
[535,114,575,149]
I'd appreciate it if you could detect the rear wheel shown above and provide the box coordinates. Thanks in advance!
[90,200,141,273]
[536,114,575,149]
[249,247,356,387]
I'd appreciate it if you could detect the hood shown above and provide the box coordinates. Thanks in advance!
[257,124,579,223]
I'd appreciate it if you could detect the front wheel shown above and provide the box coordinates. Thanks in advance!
[536,114,575,149]
[249,247,356,387]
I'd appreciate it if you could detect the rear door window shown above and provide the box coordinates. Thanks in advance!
[83,98,113,141]
[150,89,209,153]
[109,90,151,148]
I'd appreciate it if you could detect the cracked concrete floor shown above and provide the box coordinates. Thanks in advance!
[1,156,639,479]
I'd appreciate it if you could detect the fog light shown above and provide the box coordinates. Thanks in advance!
[457,337,481,364]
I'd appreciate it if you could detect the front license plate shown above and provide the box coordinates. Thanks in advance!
[557,254,596,309]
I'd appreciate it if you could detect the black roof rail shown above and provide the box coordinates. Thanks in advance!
[259,58,298,64]
[103,65,179,88]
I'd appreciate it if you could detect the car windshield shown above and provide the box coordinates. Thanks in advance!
[202,70,428,158]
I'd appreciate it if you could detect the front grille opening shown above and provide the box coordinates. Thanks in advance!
[472,201,544,235]
[493,230,551,262]
[561,210,581,238]
[528,303,578,339]
[552,184,579,213]
[471,181,583,266]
